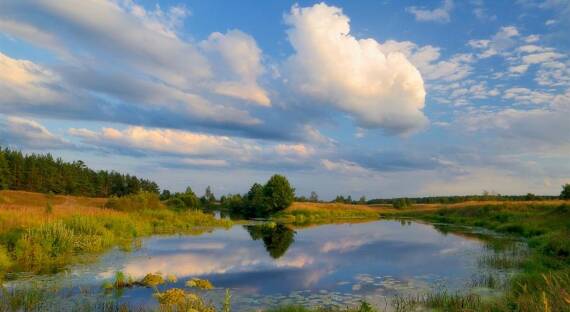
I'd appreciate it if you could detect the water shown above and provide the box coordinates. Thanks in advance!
[10,220,510,310]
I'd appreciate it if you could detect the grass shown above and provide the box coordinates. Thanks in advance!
[0,190,232,275]
[273,202,381,224]
[387,202,570,312]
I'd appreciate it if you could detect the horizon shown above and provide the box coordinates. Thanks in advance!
[1,0,569,200]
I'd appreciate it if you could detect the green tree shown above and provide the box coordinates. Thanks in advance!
[393,198,412,209]
[201,186,216,207]
[0,152,10,190]
[263,175,295,214]
[561,184,570,200]
[309,191,319,202]
[246,183,267,217]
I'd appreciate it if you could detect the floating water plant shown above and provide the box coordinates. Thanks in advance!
[140,273,165,287]
[186,278,214,290]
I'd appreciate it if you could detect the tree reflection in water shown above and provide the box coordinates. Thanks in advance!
[244,223,296,259]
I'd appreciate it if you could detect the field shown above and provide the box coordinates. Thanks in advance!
[0,190,232,275]
[273,202,382,224]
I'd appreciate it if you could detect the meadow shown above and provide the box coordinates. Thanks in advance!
[0,190,232,275]
[273,202,382,224]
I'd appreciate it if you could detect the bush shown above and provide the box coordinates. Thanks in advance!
[561,184,570,200]
[393,198,412,209]
[105,192,163,211]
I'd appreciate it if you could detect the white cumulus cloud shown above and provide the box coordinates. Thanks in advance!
[284,3,427,135]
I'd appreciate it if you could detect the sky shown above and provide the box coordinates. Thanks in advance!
[0,0,569,199]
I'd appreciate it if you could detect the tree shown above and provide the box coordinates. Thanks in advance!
[181,187,200,209]
[561,184,570,200]
[358,195,367,204]
[393,198,412,209]
[160,190,171,201]
[263,174,295,214]
[0,152,9,190]
[309,191,319,202]
[201,186,216,207]
[245,183,267,217]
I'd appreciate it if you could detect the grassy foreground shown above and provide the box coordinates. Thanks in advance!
[0,190,232,275]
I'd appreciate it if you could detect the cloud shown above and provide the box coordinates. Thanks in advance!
[458,88,570,152]
[502,87,555,105]
[406,0,454,23]
[69,126,259,158]
[274,144,314,158]
[468,26,520,58]
[200,30,270,106]
[0,52,65,106]
[0,0,271,137]
[378,41,473,82]
[321,159,371,176]
[284,3,427,135]
[0,116,72,149]
[69,125,325,171]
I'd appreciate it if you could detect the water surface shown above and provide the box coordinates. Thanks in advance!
[13,220,508,310]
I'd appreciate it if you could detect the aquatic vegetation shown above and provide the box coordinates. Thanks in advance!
[265,301,378,312]
[155,288,187,305]
[141,273,165,287]
[113,271,135,289]
[166,274,178,283]
[223,289,231,312]
[154,288,216,312]
[186,278,214,290]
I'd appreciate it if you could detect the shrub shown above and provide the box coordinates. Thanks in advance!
[561,184,570,199]
[393,198,412,209]
[140,273,164,287]
[0,245,11,271]
[105,192,163,212]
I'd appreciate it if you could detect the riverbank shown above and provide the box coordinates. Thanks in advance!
[0,190,232,276]
[273,202,382,224]
[383,202,570,311]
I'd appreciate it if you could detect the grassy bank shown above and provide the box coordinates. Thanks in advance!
[385,202,570,311]
[273,202,381,224]
[0,190,232,275]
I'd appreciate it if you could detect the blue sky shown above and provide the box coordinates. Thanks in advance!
[0,0,569,199]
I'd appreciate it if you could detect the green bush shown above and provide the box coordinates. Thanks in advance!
[105,192,163,211]
[392,198,412,209]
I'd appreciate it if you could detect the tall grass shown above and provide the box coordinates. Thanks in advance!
[274,202,380,224]
[0,191,232,275]
[390,202,570,312]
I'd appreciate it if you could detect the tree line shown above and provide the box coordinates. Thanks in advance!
[0,147,159,197]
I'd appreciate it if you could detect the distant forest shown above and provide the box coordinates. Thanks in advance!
[0,147,159,197]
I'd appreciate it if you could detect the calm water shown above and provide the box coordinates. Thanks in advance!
[12,220,507,310]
